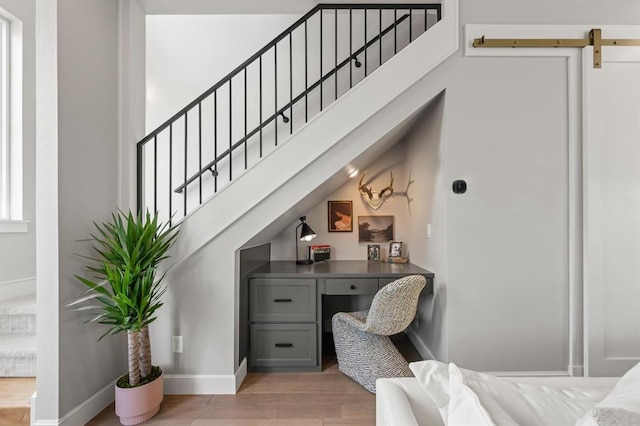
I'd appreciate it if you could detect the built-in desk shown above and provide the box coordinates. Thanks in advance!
[246,261,434,372]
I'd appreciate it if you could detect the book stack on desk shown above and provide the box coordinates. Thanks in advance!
[310,245,331,262]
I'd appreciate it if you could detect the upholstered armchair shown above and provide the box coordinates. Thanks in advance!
[332,274,426,393]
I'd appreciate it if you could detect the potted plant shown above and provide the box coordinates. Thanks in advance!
[71,211,179,425]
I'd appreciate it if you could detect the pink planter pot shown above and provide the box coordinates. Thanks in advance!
[115,373,164,425]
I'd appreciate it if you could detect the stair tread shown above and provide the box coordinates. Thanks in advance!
[0,295,36,315]
[0,335,36,356]
[0,377,34,407]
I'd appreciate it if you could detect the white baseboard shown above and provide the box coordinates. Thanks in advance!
[0,277,36,302]
[164,360,247,395]
[32,379,116,426]
[235,358,247,392]
[32,361,249,425]
[405,326,436,361]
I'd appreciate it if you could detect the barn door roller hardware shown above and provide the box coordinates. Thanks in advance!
[473,29,640,68]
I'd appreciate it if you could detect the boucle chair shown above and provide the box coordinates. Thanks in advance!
[332,274,426,393]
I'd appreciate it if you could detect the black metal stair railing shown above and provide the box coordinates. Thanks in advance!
[137,4,442,224]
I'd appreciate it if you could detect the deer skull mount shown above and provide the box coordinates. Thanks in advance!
[358,171,394,210]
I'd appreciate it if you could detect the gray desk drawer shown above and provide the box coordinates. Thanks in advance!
[250,323,317,368]
[250,279,316,322]
[325,278,378,295]
[378,277,398,289]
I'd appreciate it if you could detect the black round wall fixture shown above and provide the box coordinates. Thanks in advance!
[452,180,467,194]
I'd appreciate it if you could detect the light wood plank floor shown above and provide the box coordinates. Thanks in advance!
[89,333,421,426]
[88,357,376,426]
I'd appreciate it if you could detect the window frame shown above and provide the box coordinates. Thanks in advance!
[0,9,27,233]
[0,15,9,220]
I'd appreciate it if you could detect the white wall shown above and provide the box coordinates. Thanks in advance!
[56,0,125,417]
[269,145,409,261]
[0,0,36,298]
[403,94,448,362]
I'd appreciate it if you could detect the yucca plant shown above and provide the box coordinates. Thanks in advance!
[71,211,179,387]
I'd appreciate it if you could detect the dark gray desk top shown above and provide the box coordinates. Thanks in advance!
[247,260,434,279]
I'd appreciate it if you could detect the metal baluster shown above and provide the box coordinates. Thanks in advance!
[274,44,278,146]
[259,57,262,158]
[424,8,427,32]
[349,8,353,88]
[364,9,367,76]
[169,125,172,224]
[305,20,308,122]
[289,33,293,134]
[183,113,187,217]
[379,7,383,66]
[335,7,338,100]
[136,143,143,214]
[409,8,413,42]
[394,8,397,54]
[153,134,157,213]
[214,90,217,192]
[229,80,233,180]
[198,102,202,204]
[244,69,247,170]
[320,9,323,111]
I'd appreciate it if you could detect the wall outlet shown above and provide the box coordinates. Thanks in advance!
[427,223,432,238]
[172,336,183,353]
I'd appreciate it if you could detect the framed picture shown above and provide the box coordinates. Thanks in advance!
[367,244,381,261]
[358,215,394,242]
[328,201,353,232]
[389,241,403,258]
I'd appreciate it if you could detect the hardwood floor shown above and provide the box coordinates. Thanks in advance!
[88,333,421,426]
[88,357,376,425]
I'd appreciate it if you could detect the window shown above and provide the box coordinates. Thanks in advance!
[0,16,9,219]
[0,9,26,233]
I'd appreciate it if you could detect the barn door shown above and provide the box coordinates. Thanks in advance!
[583,45,640,377]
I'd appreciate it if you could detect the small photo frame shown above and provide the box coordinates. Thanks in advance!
[367,245,381,261]
[358,215,394,242]
[328,201,353,232]
[389,241,403,258]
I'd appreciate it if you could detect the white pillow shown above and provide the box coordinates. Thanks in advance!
[409,360,451,422]
[576,361,640,426]
[447,363,610,426]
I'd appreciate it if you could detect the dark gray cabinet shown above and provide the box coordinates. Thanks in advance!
[246,261,434,372]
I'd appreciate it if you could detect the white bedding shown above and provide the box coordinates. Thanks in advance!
[376,360,626,426]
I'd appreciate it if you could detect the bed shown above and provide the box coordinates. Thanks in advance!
[376,360,640,426]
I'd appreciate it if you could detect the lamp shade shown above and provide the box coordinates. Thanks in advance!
[299,223,317,241]
[296,216,317,265]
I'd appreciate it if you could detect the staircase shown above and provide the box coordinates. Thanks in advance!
[0,295,36,377]
[141,1,459,392]
[137,3,442,223]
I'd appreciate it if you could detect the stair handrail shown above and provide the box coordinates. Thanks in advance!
[172,12,413,194]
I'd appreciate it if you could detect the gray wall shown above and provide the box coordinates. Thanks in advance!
[57,0,125,416]
[0,0,36,291]
[403,94,448,362]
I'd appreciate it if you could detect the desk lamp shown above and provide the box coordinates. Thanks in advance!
[295,216,317,265]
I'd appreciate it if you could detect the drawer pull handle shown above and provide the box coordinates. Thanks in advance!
[274,298,293,303]
[350,285,356,290]
[275,343,293,348]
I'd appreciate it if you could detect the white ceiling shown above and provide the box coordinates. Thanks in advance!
[136,0,441,15]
